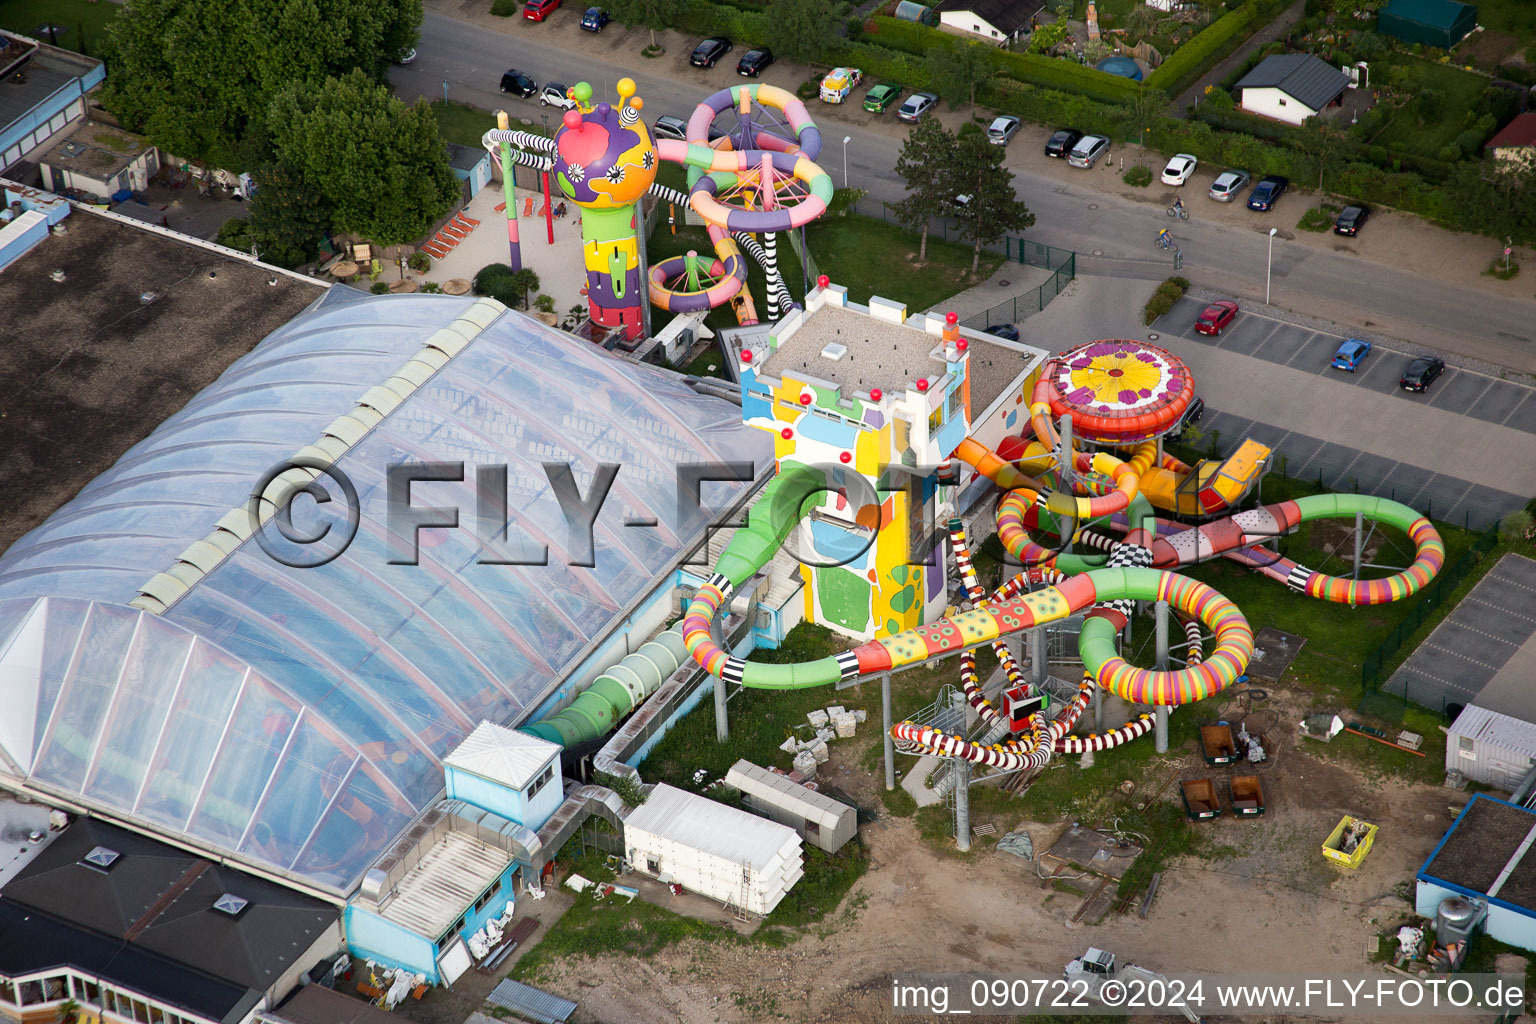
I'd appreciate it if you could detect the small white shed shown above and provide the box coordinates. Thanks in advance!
[724,759,858,853]
[1448,705,1536,791]
[623,783,803,916]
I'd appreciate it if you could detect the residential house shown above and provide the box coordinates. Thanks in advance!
[1233,53,1351,127]
[933,0,1046,46]
[1484,112,1536,170]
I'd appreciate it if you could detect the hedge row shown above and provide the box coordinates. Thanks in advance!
[672,1,771,44]
[1144,0,1281,98]
[1191,103,1460,182]
[865,15,1143,105]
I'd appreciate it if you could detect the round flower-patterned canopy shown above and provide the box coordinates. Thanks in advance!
[1044,340,1195,444]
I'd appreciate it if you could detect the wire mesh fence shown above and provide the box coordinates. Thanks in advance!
[1359,525,1500,705]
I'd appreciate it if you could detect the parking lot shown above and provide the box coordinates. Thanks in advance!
[1154,297,1536,531]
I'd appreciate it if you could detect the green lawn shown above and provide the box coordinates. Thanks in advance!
[429,98,546,150]
[1470,0,1536,36]
[0,0,116,55]
[1371,55,1492,159]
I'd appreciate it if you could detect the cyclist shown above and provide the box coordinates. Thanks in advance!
[1157,227,1171,248]
[1172,197,1185,215]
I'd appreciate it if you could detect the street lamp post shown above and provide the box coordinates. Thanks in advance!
[1266,227,1278,305]
[842,135,851,191]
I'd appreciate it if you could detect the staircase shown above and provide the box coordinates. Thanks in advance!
[422,210,480,261]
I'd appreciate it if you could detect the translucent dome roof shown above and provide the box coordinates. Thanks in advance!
[0,293,770,892]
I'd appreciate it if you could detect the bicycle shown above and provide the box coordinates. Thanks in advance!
[1166,203,1189,220]
[1156,231,1177,251]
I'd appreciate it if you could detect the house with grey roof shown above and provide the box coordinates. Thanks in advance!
[1234,53,1351,126]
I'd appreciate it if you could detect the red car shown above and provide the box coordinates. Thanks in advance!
[524,0,560,20]
[1194,300,1238,336]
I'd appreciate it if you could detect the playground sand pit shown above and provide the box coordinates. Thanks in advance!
[514,686,1459,1024]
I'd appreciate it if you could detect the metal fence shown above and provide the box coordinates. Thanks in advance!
[1359,525,1500,702]
[961,243,1077,331]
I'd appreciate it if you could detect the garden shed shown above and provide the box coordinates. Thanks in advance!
[1447,705,1536,792]
[1377,0,1477,50]
[724,760,858,853]
[893,1,939,26]
[623,783,803,916]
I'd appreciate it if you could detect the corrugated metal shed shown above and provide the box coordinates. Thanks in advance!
[724,760,858,852]
[443,720,561,790]
[624,783,799,873]
[1452,706,1536,761]
[487,978,577,1024]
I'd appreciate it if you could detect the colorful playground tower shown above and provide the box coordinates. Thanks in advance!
[734,282,981,641]
[550,80,658,340]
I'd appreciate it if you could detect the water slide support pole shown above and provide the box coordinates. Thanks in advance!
[1059,414,1075,556]
[1031,623,1045,688]
[954,759,971,853]
[882,672,895,790]
[1155,599,1170,754]
[1353,510,1364,581]
[714,670,729,742]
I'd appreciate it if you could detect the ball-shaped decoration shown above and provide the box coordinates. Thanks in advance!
[816,275,830,288]
[869,388,882,402]
[916,378,929,393]
[839,452,852,464]
[781,427,793,439]
[741,349,753,363]
[957,338,968,351]
[945,311,958,325]
[572,82,594,105]
[798,393,812,405]
[552,85,657,210]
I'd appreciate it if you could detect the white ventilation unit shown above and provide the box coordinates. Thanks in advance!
[82,846,120,870]
[820,342,847,361]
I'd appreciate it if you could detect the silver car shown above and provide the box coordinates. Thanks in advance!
[897,92,938,123]
[987,115,1021,146]
[1067,134,1109,168]
[1208,169,1251,202]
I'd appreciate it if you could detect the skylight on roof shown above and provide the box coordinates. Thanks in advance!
[82,846,120,870]
[213,893,249,916]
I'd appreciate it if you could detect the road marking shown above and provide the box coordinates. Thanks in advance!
[1500,392,1533,426]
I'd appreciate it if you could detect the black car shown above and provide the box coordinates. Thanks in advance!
[690,37,732,68]
[1400,356,1445,393]
[1045,129,1083,159]
[1167,396,1205,440]
[499,69,537,97]
[736,48,773,77]
[982,323,1020,341]
[1246,175,1288,212]
[1334,205,1370,236]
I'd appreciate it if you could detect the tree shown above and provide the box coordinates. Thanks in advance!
[100,0,421,168]
[1299,115,1345,194]
[266,70,459,245]
[248,163,332,267]
[1028,19,1068,54]
[1128,88,1169,167]
[508,268,541,309]
[950,124,1035,273]
[929,40,991,116]
[892,117,956,261]
[608,0,685,49]
[774,0,847,67]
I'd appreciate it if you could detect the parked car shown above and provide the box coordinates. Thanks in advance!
[690,38,732,68]
[651,115,726,143]
[1208,169,1250,202]
[1400,356,1445,393]
[1330,338,1372,371]
[540,83,575,109]
[1247,175,1288,212]
[395,47,417,64]
[1161,153,1198,186]
[983,323,1020,341]
[896,91,938,123]
[736,47,773,77]
[987,116,1021,146]
[863,82,902,113]
[524,0,560,21]
[1167,395,1205,440]
[499,70,537,97]
[1334,205,1370,236]
[580,6,609,30]
[1067,134,1110,168]
[1194,299,1238,336]
[1045,128,1083,158]
[820,67,863,103]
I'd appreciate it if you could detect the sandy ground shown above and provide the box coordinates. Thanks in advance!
[503,683,1478,1024]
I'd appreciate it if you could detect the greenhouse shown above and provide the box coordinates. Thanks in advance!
[0,292,770,894]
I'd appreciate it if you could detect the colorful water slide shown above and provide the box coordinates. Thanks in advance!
[681,465,1253,703]
[646,84,833,318]
[1136,440,1273,517]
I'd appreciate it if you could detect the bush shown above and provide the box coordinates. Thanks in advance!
[408,251,431,272]
[1297,207,1333,232]
[1145,4,1257,98]
[489,0,519,15]
[370,281,391,294]
[216,216,253,251]
[796,78,817,101]
[1483,257,1520,281]
[421,281,443,293]
[1143,275,1185,325]
[1123,164,1153,186]
[474,262,514,294]
[535,293,556,312]
[1501,509,1534,543]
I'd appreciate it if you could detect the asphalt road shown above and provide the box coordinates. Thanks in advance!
[400,10,1536,372]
